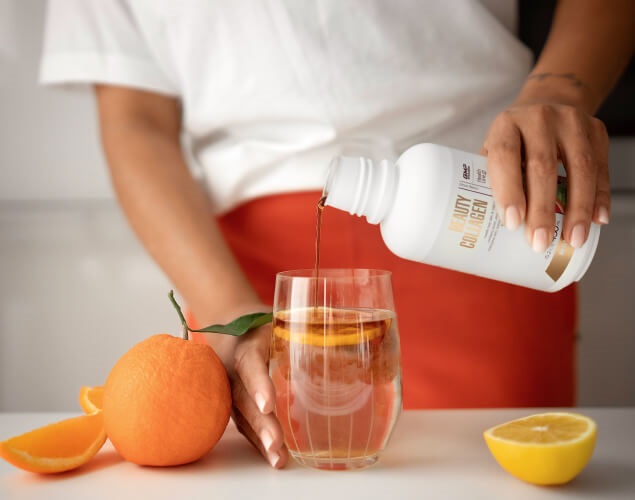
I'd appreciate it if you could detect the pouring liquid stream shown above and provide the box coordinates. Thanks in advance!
[313,195,327,307]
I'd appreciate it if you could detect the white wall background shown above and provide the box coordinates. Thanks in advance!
[0,0,179,412]
[0,0,634,411]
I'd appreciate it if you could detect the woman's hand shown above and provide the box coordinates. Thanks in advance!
[482,0,634,252]
[226,324,289,469]
[201,302,289,469]
[483,99,610,252]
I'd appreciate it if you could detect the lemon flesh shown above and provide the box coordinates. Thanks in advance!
[483,412,597,485]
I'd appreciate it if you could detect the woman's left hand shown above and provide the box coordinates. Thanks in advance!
[482,99,610,253]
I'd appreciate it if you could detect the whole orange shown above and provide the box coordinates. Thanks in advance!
[103,334,231,466]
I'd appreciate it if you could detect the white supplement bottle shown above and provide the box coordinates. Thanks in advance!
[323,143,600,292]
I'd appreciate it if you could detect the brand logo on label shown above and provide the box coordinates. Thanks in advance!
[462,163,471,180]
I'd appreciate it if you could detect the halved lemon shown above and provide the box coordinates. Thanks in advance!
[484,412,597,485]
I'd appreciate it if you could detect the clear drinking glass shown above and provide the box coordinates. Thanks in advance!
[270,269,402,470]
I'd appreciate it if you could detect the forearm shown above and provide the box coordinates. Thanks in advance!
[516,0,635,113]
[96,90,261,365]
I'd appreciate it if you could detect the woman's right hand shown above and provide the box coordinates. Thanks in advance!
[225,323,289,468]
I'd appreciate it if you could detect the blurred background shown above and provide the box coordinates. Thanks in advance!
[1,0,633,411]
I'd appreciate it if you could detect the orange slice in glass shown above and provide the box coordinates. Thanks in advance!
[273,307,391,346]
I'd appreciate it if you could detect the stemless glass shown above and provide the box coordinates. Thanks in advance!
[269,269,402,471]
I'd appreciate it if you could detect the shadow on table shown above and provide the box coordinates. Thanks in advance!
[564,460,635,496]
[6,448,124,486]
[3,431,263,486]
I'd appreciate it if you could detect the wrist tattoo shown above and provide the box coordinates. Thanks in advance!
[527,72,585,88]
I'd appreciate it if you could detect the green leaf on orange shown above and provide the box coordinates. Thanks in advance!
[169,290,272,337]
[191,312,273,335]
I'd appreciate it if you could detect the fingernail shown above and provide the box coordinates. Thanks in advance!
[496,205,506,224]
[532,228,550,253]
[504,206,521,231]
[255,392,267,413]
[267,450,280,468]
[597,206,610,225]
[570,224,586,249]
[260,428,274,452]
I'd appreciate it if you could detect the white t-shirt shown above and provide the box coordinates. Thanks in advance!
[40,0,532,214]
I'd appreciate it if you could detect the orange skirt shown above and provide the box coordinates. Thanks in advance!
[215,191,577,410]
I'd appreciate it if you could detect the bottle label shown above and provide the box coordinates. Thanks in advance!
[544,179,574,281]
[427,151,578,289]
[448,157,498,251]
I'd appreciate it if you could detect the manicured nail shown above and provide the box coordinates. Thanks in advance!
[504,206,521,231]
[496,205,506,224]
[260,428,274,451]
[267,450,280,468]
[255,392,267,413]
[597,206,610,225]
[570,224,586,249]
[532,228,550,253]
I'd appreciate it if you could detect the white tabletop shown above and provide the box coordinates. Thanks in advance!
[1,408,634,500]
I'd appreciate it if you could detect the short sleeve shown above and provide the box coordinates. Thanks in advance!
[39,0,177,95]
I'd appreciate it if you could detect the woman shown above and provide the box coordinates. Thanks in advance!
[41,0,634,468]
